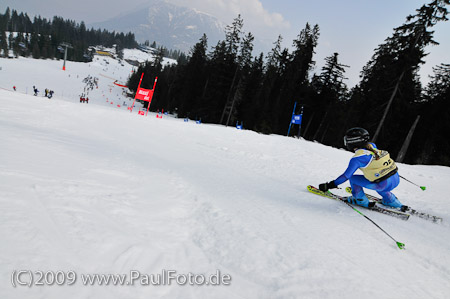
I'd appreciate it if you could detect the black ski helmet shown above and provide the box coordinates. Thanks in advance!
[344,127,370,151]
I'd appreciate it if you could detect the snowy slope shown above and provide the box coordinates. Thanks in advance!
[1,57,450,299]
[0,49,175,110]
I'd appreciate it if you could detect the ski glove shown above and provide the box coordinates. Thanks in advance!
[319,181,337,192]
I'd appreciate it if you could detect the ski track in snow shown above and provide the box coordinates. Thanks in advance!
[1,56,450,299]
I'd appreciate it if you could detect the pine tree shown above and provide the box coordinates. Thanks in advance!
[0,30,8,57]
[352,0,449,155]
[314,52,349,101]
[32,41,40,58]
[4,7,11,31]
[224,14,244,61]
[425,63,450,101]
[291,23,320,85]
[411,63,450,164]
[310,53,349,142]
[273,23,320,134]
[266,35,283,69]
[238,32,254,68]
[236,53,265,130]
[173,34,209,117]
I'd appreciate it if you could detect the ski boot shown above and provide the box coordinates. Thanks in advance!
[400,205,409,213]
[381,194,403,209]
[346,196,375,208]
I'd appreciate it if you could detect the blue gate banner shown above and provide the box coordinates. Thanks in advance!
[291,115,302,125]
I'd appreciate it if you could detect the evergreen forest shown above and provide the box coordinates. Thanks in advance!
[129,0,450,166]
[0,7,137,61]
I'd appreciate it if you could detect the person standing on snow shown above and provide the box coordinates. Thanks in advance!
[318,127,406,211]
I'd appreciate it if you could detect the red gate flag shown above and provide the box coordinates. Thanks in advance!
[130,73,158,115]
[135,87,154,102]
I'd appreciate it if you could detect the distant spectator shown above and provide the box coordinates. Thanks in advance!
[13,86,16,91]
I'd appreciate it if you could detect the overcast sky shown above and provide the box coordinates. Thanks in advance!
[1,0,449,87]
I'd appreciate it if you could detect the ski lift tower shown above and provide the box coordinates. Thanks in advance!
[59,42,73,71]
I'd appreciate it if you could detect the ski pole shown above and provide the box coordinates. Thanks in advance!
[342,200,405,250]
[400,175,426,191]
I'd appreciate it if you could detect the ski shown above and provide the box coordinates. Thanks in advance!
[307,185,410,221]
[345,187,443,223]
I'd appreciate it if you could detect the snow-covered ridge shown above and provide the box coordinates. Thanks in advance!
[90,0,225,53]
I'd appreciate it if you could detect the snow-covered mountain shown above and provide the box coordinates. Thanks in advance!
[90,0,224,53]
[1,56,450,298]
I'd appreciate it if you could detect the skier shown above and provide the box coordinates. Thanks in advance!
[318,127,405,210]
